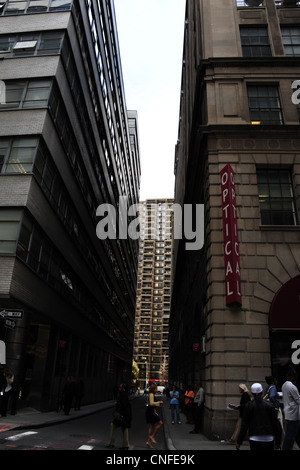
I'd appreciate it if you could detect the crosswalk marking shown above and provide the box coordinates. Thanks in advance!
[6,431,38,441]
[2,430,99,449]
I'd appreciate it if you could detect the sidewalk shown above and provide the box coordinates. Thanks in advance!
[0,395,248,451]
[161,402,248,451]
[0,400,116,431]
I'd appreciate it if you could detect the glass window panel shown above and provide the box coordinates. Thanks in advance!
[0,209,23,221]
[50,0,72,11]
[27,0,49,12]
[0,221,20,239]
[0,35,16,51]
[258,169,296,225]
[23,80,51,108]
[18,219,31,249]
[240,26,271,56]
[5,137,38,173]
[27,228,42,271]
[248,86,283,124]
[39,239,51,278]
[0,81,26,108]
[37,31,63,55]
[0,241,17,253]
[5,0,27,14]
[0,139,10,172]
[0,209,22,254]
[293,46,300,55]
[33,143,46,182]
[43,164,54,195]
[5,163,33,173]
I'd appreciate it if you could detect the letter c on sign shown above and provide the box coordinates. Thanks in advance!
[225,241,231,255]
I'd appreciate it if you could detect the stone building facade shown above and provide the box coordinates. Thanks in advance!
[169,0,300,438]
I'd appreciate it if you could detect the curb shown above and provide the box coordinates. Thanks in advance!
[162,404,177,450]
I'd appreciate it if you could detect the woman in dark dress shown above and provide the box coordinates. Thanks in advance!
[146,384,163,448]
[106,383,132,449]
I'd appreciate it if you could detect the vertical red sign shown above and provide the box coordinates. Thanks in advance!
[220,164,242,307]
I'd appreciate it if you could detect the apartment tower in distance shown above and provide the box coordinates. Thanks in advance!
[169,0,300,438]
[0,0,141,411]
[134,199,174,389]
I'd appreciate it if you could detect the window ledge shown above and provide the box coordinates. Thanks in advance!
[260,224,300,231]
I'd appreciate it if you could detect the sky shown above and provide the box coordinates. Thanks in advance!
[114,0,186,201]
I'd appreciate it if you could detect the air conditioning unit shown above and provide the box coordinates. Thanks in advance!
[245,0,264,6]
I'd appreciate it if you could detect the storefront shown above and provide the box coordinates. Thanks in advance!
[270,275,300,390]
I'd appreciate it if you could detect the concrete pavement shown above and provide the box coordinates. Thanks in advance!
[161,399,248,451]
[0,394,248,451]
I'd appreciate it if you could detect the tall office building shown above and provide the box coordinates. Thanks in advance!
[134,199,173,388]
[0,0,141,411]
[169,0,300,437]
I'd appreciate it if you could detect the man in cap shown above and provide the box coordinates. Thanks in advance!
[236,383,281,450]
[281,369,300,450]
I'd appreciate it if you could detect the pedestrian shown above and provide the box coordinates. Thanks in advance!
[169,385,182,424]
[105,383,132,450]
[236,383,281,451]
[74,379,84,411]
[0,364,6,416]
[0,367,14,418]
[281,369,300,450]
[264,376,283,448]
[145,384,163,448]
[184,386,194,424]
[62,375,75,415]
[0,364,14,417]
[190,384,205,434]
[227,384,250,444]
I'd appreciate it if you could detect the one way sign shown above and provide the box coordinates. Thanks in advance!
[0,309,23,319]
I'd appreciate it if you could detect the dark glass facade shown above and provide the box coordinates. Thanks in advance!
[0,0,140,411]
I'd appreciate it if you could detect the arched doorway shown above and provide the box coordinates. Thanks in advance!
[269,275,300,390]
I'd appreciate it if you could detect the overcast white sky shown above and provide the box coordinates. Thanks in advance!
[114,0,186,201]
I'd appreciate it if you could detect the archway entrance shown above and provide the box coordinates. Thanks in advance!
[269,275,300,390]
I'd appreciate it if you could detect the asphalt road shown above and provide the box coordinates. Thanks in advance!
[0,394,165,451]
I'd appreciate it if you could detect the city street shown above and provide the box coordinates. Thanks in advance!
[0,394,165,451]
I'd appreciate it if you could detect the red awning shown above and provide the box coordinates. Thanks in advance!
[269,275,300,330]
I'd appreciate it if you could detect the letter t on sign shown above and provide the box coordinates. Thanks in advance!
[220,164,242,307]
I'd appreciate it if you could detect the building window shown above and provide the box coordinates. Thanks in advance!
[236,1,264,6]
[0,208,23,254]
[275,1,300,6]
[0,137,39,174]
[0,0,72,15]
[281,26,300,56]
[257,169,297,225]
[0,79,52,109]
[240,26,271,57]
[0,31,64,57]
[248,85,283,124]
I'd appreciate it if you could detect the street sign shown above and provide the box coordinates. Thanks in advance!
[4,319,16,330]
[0,309,23,319]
